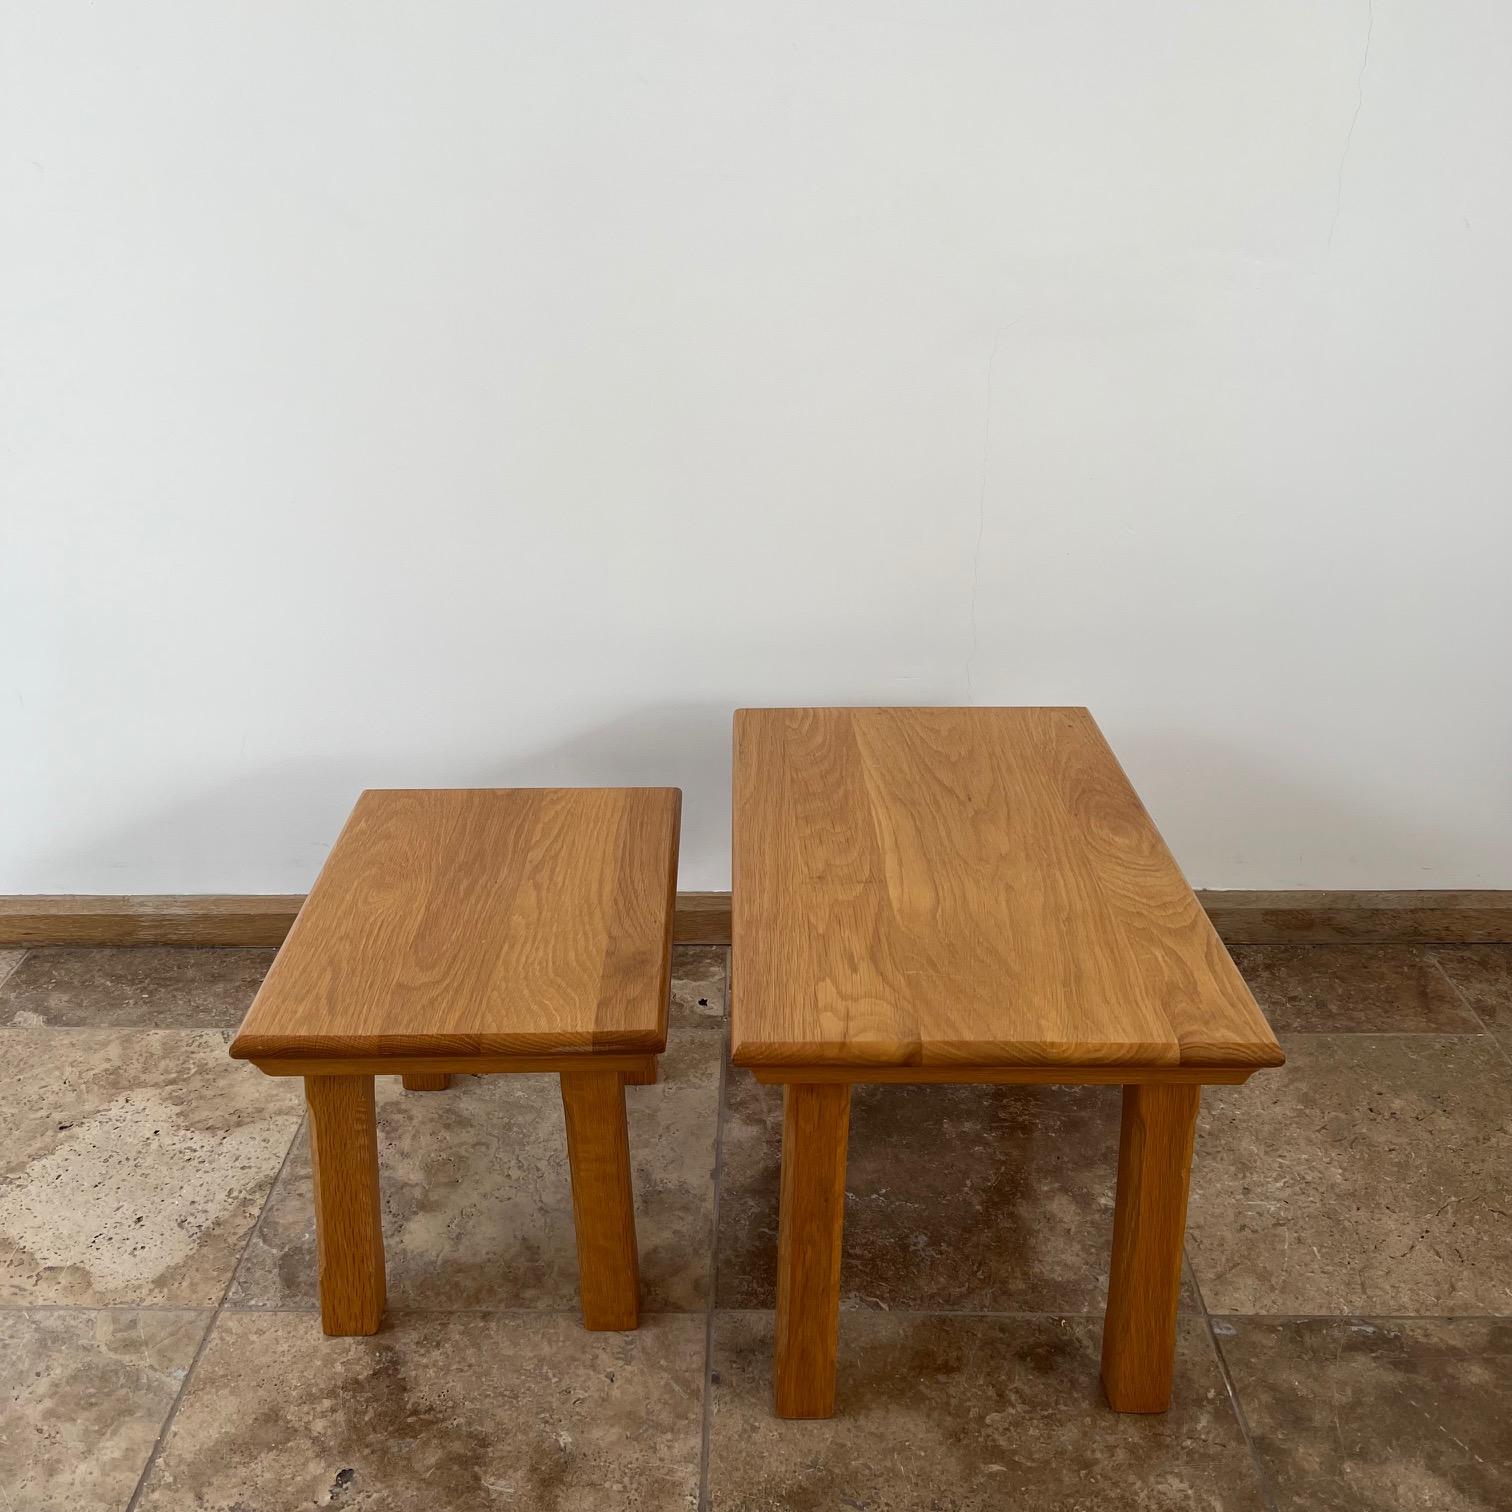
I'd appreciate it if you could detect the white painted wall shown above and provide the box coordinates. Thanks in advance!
[3,1,1509,894]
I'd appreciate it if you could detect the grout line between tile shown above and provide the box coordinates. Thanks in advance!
[122,1103,308,1512]
[1187,1248,1280,1512]
[696,953,731,1512]
[0,1301,224,1316]
[1276,1029,1484,1038]
[1427,950,1512,1067]
[0,949,26,993]
[1209,1311,1512,1323]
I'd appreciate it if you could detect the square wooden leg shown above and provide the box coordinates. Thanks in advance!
[1101,1082,1200,1412]
[559,1069,640,1330]
[304,1074,386,1337]
[773,1081,851,1419]
[401,1072,452,1091]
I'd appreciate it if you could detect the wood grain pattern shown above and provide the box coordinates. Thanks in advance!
[732,707,1284,1070]
[1100,1083,1199,1412]
[773,1082,851,1419]
[401,1072,451,1091]
[672,891,732,945]
[559,1069,640,1330]
[229,788,680,1062]
[305,1075,386,1336]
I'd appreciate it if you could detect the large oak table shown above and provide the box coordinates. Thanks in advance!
[731,707,1283,1418]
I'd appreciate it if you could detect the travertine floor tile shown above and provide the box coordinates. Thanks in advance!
[1230,945,1480,1033]
[136,1310,704,1511]
[0,1029,303,1305]
[1188,1035,1512,1314]
[1217,1316,1512,1511]
[669,945,727,1025]
[707,1311,1266,1511]
[0,947,275,1028]
[0,1307,207,1512]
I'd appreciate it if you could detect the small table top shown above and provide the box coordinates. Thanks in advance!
[731,707,1282,1073]
[231,788,681,1064]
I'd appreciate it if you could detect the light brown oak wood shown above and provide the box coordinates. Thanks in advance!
[229,788,681,1063]
[752,1064,1252,1087]
[305,1075,386,1336]
[1100,1083,1200,1412]
[559,1069,640,1330]
[250,1052,658,1079]
[0,894,308,946]
[401,1072,451,1091]
[229,787,677,1340]
[734,708,1284,1420]
[732,707,1284,1070]
[671,891,733,945]
[773,1082,851,1418]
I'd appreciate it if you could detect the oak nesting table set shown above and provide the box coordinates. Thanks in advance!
[230,706,1283,1423]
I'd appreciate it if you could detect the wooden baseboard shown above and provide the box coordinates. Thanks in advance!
[0,890,1507,950]
[0,895,306,948]
[1193,890,1512,945]
[0,892,734,949]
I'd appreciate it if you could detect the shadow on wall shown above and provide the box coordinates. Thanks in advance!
[25,707,1481,894]
[33,703,736,894]
[1111,726,1490,889]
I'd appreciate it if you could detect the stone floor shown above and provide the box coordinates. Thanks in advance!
[1,941,1509,1511]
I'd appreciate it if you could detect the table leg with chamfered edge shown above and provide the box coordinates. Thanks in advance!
[773,1080,852,1418]
[560,1068,642,1330]
[304,1074,387,1337]
[1101,1082,1200,1412]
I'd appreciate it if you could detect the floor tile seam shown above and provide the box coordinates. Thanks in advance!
[122,1101,308,1512]
[1208,1311,1512,1323]
[217,1303,710,1318]
[1426,951,1512,1068]
[1273,1029,1487,1039]
[14,1300,1496,1323]
[0,1020,245,1033]
[1187,1249,1281,1512]
[0,949,27,993]
[0,1301,220,1316]
[696,959,731,1512]
[1203,1316,1282,1512]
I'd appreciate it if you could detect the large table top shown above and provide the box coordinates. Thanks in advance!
[231,787,680,1063]
[731,707,1282,1072]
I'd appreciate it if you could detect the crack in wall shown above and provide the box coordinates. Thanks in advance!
[1328,0,1374,253]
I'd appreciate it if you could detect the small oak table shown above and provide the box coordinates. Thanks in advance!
[230,786,680,1336]
[730,707,1282,1419]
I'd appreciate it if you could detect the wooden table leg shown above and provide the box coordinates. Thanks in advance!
[560,1069,640,1330]
[1101,1082,1200,1412]
[401,1072,452,1091]
[774,1081,851,1419]
[304,1075,386,1337]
